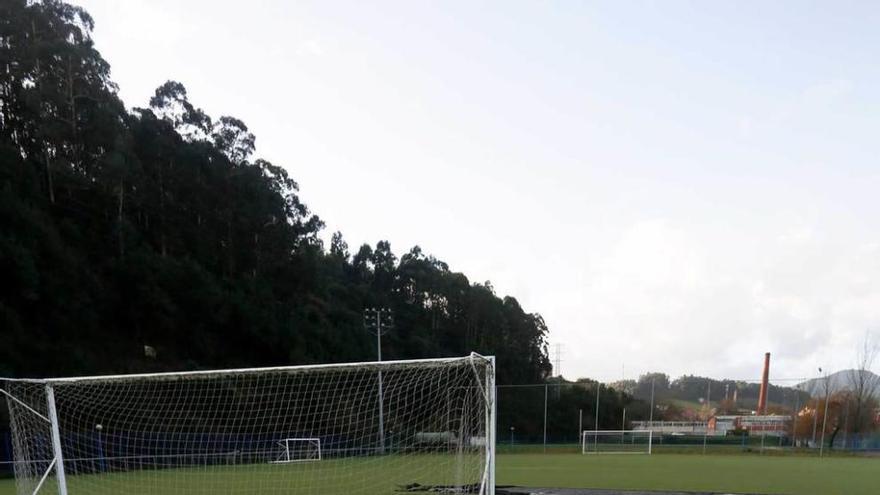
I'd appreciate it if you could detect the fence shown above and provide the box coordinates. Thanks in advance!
[496,382,641,449]
[3,381,879,471]
[495,382,880,456]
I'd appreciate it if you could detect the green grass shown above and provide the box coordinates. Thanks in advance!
[1,452,877,494]
[499,453,879,495]
[0,454,480,494]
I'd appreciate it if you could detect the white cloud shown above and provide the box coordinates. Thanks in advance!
[564,218,880,383]
[802,79,854,102]
[734,78,855,143]
[296,39,324,57]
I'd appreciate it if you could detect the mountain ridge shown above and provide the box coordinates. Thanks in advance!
[798,369,880,398]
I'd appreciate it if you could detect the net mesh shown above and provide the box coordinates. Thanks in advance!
[581,430,652,454]
[2,355,493,495]
[3,385,55,494]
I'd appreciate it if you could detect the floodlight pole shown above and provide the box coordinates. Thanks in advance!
[811,392,819,447]
[649,378,655,425]
[578,409,583,442]
[594,382,600,452]
[792,386,800,447]
[543,384,548,453]
[364,307,393,454]
[819,368,829,457]
[702,380,710,455]
[376,312,385,455]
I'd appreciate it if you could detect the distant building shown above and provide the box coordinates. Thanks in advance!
[708,415,790,437]
[630,421,707,434]
[709,416,738,436]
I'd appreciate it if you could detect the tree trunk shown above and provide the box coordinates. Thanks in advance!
[67,55,76,139]
[196,168,203,227]
[253,232,259,278]
[65,55,79,171]
[33,21,55,204]
[852,400,861,435]
[828,425,840,450]
[225,171,235,276]
[159,161,167,257]
[117,179,125,258]
[44,148,55,203]
[226,216,235,276]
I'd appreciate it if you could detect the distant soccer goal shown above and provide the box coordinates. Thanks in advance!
[1,354,496,495]
[581,430,653,455]
[271,438,321,463]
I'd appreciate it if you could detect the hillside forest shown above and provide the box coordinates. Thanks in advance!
[0,0,551,384]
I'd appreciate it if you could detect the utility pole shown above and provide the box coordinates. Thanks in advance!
[364,307,393,454]
[792,385,801,447]
[819,367,830,457]
[702,380,710,455]
[593,382,601,453]
[649,378,655,425]
[543,383,548,453]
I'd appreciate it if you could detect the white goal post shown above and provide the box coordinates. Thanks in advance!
[1,354,496,495]
[581,430,653,455]
[271,438,322,463]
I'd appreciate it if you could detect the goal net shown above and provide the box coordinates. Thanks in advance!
[1,354,496,495]
[581,430,653,455]
[272,438,321,463]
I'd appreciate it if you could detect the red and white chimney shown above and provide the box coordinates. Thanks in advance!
[757,352,770,414]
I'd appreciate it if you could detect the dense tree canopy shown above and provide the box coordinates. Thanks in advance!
[0,0,551,384]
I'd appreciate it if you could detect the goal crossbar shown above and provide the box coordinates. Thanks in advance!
[1,354,489,385]
[581,430,653,455]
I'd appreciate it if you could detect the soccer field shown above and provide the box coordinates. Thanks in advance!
[500,453,879,495]
[0,454,479,494]
[0,453,877,495]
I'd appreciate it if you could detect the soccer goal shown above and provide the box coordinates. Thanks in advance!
[1,354,496,495]
[271,438,322,463]
[581,430,653,455]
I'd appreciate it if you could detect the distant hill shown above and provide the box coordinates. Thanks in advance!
[612,374,812,415]
[798,370,880,398]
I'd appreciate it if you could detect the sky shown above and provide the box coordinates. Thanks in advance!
[76,0,880,384]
